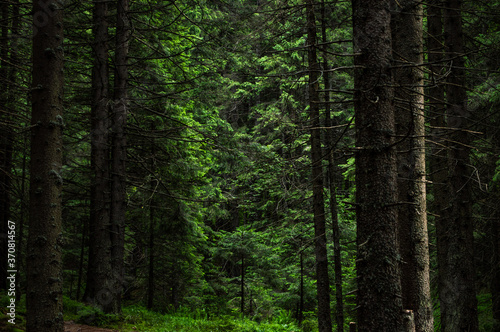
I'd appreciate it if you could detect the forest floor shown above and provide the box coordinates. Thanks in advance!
[65,320,120,332]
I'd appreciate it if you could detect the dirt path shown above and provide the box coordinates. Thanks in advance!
[64,321,121,332]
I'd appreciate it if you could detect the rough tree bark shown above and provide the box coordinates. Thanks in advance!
[352,0,403,330]
[306,1,332,331]
[27,0,65,330]
[84,0,114,312]
[438,0,479,330]
[110,0,130,314]
[391,1,433,331]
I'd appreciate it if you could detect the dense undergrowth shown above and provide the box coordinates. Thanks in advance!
[0,292,496,331]
[0,294,311,332]
[65,296,310,332]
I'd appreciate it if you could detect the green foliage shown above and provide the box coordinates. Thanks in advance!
[300,319,317,332]
[118,304,303,331]
[4,0,497,329]
[63,296,120,326]
[492,159,500,188]
[477,293,496,332]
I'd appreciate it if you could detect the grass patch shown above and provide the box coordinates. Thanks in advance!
[63,296,121,326]
[119,306,303,332]
[1,294,305,331]
[63,297,304,331]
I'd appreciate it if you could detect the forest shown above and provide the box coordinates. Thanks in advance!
[0,0,499,331]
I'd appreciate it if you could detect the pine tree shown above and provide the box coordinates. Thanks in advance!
[110,0,130,313]
[306,0,332,331]
[391,0,433,330]
[27,0,65,330]
[84,0,113,312]
[352,0,403,329]
[437,0,479,330]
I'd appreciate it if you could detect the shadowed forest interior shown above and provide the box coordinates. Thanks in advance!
[0,0,499,331]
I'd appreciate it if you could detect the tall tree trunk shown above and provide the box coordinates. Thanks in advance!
[110,0,130,314]
[84,0,113,312]
[352,0,403,330]
[27,0,64,330]
[391,1,433,331]
[320,1,344,330]
[437,1,479,330]
[306,1,332,331]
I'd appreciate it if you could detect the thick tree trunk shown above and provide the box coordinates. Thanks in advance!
[84,0,114,312]
[437,0,479,330]
[306,1,332,331]
[352,0,403,330]
[110,0,130,314]
[391,1,433,331]
[27,0,64,330]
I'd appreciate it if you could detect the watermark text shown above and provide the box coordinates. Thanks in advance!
[7,220,16,324]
